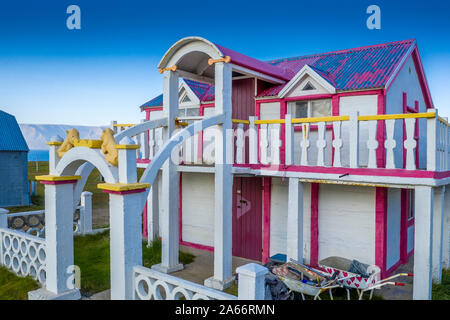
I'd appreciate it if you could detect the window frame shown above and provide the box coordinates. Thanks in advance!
[288,99,332,119]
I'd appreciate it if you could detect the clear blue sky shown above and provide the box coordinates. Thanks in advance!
[1,0,449,125]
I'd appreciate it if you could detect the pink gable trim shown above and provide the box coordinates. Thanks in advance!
[215,44,291,81]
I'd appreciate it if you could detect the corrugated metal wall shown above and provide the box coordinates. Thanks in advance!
[0,151,30,207]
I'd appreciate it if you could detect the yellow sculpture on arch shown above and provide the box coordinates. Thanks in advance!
[57,128,80,158]
[101,128,118,166]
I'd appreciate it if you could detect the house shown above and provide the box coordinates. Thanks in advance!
[0,110,30,207]
[115,37,449,299]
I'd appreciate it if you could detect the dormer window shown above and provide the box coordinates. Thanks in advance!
[182,95,191,103]
[302,81,316,91]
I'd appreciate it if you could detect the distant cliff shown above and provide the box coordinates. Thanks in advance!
[19,123,106,150]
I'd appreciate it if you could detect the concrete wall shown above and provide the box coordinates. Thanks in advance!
[0,151,30,207]
[317,184,376,265]
[180,172,215,247]
[386,55,427,169]
[386,188,401,270]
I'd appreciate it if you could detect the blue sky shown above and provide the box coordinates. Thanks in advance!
[1,0,450,125]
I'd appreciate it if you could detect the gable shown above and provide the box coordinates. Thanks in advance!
[285,75,333,98]
[279,65,336,98]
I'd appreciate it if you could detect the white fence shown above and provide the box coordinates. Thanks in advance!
[133,263,268,300]
[0,224,47,285]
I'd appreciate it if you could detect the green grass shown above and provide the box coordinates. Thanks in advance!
[0,267,39,300]
[74,230,195,295]
[432,269,450,300]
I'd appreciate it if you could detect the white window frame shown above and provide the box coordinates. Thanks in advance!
[288,99,332,118]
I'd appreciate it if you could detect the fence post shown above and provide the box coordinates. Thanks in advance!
[427,109,438,171]
[80,191,93,234]
[349,111,360,168]
[236,263,268,300]
[0,208,7,265]
[111,120,118,134]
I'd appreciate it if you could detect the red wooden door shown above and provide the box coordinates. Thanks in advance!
[232,177,263,261]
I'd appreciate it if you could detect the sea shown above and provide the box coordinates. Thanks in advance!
[28,150,49,162]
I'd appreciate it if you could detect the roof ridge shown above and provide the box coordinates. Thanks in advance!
[266,39,416,65]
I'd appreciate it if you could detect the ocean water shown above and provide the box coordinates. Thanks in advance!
[28,150,49,162]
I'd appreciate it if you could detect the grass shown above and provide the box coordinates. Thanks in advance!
[0,267,39,300]
[74,230,195,295]
[432,269,450,300]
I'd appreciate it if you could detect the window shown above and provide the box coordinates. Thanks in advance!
[302,81,316,91]
[182,95,191,103]
[288,99,331,118]
[408,189,415,219]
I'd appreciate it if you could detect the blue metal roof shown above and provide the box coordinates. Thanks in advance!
[0,110,29,152]
[140,94,163,109]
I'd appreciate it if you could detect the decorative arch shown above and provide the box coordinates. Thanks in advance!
[158,36,224,70]
[55,147,118,183]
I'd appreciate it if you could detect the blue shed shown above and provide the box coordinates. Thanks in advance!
[0,110,30,207]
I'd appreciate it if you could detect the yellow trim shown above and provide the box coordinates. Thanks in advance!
[35,175,81,181]
[113,124,136,127]
[255,119,285,124]
[46,141,63,146]
[438,116,450,126]
[291,115,350,124]
[358,112,436,121]
[115,144,140,150]
[232,119,250,124]
[73,139,102,149]
[97,183,150,192]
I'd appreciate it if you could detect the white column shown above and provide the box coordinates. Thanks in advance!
[427,109,438,171]
[117,137,138,184]
[44,181,80,297]
[47,136,63,175]
[236,263,268,300]
[287,178,304,263]
[205,61,233,290]
[109,191,144,300]
[443,187,450,269]
[413,186,434,300]
[432,186,445,283]
[147,173,159,243]
[152,69,182,273]
[79,191,92,234]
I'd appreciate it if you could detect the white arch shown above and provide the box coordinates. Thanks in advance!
[158,36,224,69]
[55,147,118,184]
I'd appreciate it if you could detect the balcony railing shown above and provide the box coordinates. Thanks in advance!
[113,108,450,173]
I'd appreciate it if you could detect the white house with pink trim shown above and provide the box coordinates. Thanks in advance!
[111,37,450,300]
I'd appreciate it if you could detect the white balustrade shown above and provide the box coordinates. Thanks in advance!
[133,265,237,300]
[332,121,343,167]
[0,227,47,285]
[300,123,310,166]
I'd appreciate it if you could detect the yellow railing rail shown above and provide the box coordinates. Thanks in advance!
[114,123,136,127]
[291,115,350,124]
[358,112,436,121]
[232,119,250,124]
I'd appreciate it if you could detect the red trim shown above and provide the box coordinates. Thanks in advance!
[411,47,434,109]
[375,187,387,277]
[376,93,386,168]
[101,188,147,195]
[143,201,148,238]
[179,173,182,244]
[137,159,151,164]
[39,180,78,185]
[262,177,271,263]
[280,101,287,164]
[331,96,340,165]
[293,124,333,131]
[180,240,214,252]
[310,183,319,267]
[400,189,408,263]
[336,89,384,97]
[233,163,450,179]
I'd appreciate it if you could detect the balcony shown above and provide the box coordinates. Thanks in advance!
[114,109,450,187]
